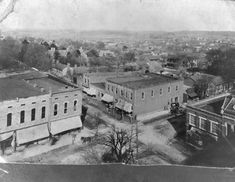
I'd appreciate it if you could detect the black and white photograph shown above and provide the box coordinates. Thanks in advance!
[0,0,235,181]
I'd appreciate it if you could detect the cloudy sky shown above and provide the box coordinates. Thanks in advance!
[1,0,235,31]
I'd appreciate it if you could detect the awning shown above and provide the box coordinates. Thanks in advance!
[0,132,13,142]
[123,102,133,113]
[16,124,50,145]
[101,94,114,103]
[50,116,82,135]
[83,87,96,96]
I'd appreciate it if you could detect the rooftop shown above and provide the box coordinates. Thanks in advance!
[200,99,224,115]
[107,73,181,90]
[91,82,105,90]
[0,78,44,102]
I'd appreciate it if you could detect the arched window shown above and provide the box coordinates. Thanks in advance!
[20,111,25,123]
[31,108,36,121]
[54,104,58,116]
[74,100,78,111]
[64,102,68,114]
[7,113,12,127]
[41,106,46,119]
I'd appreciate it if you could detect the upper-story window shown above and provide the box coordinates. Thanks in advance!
[74,100,78,111]
[168,86,171,92]
[31,108,36,121]
[126,91,128,98]
[121,90,124,96]
[176,85,178,91]
[41,106,46,119]
[142,92,145,100]
[151,90,154,97]
[54,104,58,116]
[160,88,163,95]
[7,113,12,127]
[111,86,114,93]
[20,110,25,123]
[130,92,133,100]
[116,88,118,95]
[107,84,110,91]
[211,122,218,135]
[189,113,196,126]
[64,102,68,114]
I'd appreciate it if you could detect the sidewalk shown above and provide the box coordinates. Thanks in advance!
[2,128,94,162]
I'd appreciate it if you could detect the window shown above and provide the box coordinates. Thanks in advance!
[151,90,154,97]
[64,102,68,114]
[116,88,118,94]
[20,111,25,123]
[54,104,58,116]
[31,108,36,121]
[189,113,196,126]
[74,100,77,111]
[160,88,163,95]
[168,86,171,92]
[107,84,110,91]
[142,92,145,100]
[111,86,114,92]
[121,90,124,96]
[176,85,178,91]
[7,113,12,127]
[126,91,128,98]
[41,106,46,119]
[130,93,133,100]
[211,122,218,135]
[200,117,207,130]
[175,97,178,103]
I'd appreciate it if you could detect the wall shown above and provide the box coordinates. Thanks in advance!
[49,89,82,122]
[0,94,50,134]
[133,80,184,115]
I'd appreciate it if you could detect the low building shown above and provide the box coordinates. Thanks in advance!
[0,71,82,152]
[184,72,233,97]
[105,73,184,118]
[186,93,235,146]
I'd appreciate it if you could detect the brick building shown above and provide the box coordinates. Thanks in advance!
[0,71,82,152]
[186,93,235,146]
[105,73,184,118]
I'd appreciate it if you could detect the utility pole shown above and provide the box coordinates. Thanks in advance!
[135,116,139,164]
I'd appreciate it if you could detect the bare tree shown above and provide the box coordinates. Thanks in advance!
[0,0,18,23]
[99,126,135,164]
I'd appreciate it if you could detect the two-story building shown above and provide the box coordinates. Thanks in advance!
[105,73,184,119]
[0,71,82,153]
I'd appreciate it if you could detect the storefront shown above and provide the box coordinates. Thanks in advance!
[50,116,82,135]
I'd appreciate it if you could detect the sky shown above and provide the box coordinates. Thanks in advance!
[1,0,235,31]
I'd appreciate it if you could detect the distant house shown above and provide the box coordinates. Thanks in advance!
[186,93,235,146]
[184,73,233,97]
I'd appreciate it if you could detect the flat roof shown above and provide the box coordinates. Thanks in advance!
[200,99,224,115]
[27,76,74,92]
[0,78,44,102]
[91,82,105,90]
[107,73,181,90]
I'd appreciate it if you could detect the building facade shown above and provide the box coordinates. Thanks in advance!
[105,73,184,118]
[0,71,82,152]
[186,93,235,146]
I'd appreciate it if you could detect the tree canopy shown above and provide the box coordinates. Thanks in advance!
[206,48,235,81]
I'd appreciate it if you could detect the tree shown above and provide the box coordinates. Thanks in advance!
[123,51,136,63]
[99,126,135,164]
[0,36,22,69]
[87,49,99,58]
[96,41,105,50]
[193,78,209,99]
[22,43,52,71]
[206,48,235,81]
